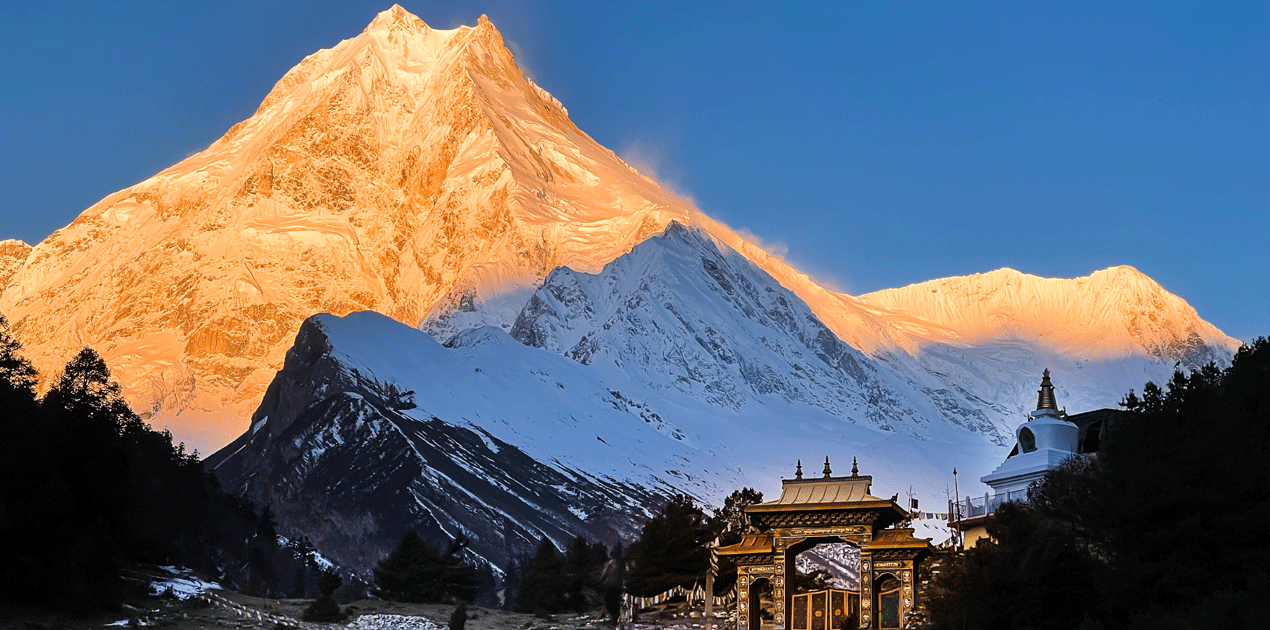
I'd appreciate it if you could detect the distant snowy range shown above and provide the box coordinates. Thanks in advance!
[203,223,1235,574]
[0,7,1239,575]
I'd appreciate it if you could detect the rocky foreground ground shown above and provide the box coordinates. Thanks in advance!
[0,567,734,630]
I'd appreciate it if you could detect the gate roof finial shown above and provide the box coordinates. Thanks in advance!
[823,456,832,478]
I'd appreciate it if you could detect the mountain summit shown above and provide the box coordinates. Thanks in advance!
[0,7,716,448]
[0,7,1238,452]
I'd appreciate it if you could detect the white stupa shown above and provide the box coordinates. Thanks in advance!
[981,369,1080,501]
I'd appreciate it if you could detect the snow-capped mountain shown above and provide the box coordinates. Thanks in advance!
[207,214,1240,572]
[508,223,1009,441]
[0,240,31,293]
[0,6,711,450]
[854,267,1241,433]
[860,265,1232,364]
[0,5,1237,457]
[205,310,675,574]
[207,225,1014,573]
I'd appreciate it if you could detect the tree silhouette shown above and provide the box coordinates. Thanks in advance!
[375,530,479,603]
[627,494,711,596]
[514,536,568,613]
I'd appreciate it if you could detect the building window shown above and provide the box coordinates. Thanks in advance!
[1019,427,1037,453]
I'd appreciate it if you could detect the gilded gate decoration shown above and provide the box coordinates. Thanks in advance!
[716,458,933,630]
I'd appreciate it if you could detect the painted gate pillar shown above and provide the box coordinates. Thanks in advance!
[859,551,872,629]
[736,566,771,630]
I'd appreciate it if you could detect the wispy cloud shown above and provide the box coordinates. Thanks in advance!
[791,257,854,295]
[504,38,538,82]
[733,226,853,294]
[620,140,854,295]
[735,227,788,259]
[618,138,697,207]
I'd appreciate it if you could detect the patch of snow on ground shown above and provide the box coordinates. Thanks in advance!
[348,614,444,630]
[150,565,221,600]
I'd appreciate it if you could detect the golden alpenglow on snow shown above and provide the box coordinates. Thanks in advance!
[0,6,1238,454]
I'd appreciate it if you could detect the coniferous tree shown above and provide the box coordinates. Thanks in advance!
[42,348,139,607]
[288,536,319,597]
[0,314,37,403]
[707,487,763,545]
[0,321,325,612]
[1089,339,1270,625]
[930,338,1270,629]
[515,536,568,614]
[563,535,600,610]
[303,568,347,622]
[374,530,480,603]
[626,494,711,596]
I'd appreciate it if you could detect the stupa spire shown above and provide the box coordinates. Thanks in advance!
[1036,369,1058,411]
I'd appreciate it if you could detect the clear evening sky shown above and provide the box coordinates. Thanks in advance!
[2,2,1266,343]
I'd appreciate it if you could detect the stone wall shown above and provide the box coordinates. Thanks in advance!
[903,551,952,629]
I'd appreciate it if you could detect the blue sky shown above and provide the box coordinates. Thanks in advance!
[1,1,1266,342]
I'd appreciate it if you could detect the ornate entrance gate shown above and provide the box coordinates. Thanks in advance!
[717,459,932,630]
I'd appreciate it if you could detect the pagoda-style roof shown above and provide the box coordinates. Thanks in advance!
[867,528,932,550]
[716,532,775,557]
[744,458,910,530]
[759,475,884,506]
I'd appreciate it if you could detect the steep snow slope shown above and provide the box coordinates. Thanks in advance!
[0,240,31,293]
[854,267,1242,426]
[207,311,678,574]
[0,6,899,452]
[208,225,1013,571]
[859,266,1238,363]
[509,223,1010,442]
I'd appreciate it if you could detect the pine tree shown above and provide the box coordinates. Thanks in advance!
[0,314,37,402]
[40,348,137,605]
[42,348,143,437]
[514,537,567,614]
[708,487,763,544]
[626,494,711,596]
[374,530,479,603]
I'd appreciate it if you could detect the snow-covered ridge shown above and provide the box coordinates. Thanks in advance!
[0,239,31,294]
[859,266,1239,362]
[0,5,1237,455]
[209,225,1016,572]
[210,220,1238,573]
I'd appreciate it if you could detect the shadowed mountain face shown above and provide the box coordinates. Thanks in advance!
[205,222,1237,574]
[205,310,671,575]
[206,225,956,574]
